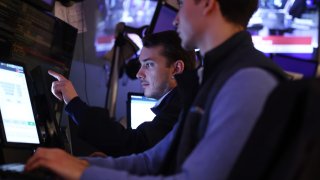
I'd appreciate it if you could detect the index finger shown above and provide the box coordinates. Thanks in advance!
[48,70,67,81]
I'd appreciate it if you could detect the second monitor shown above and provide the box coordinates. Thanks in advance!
[0,60,41,163]
[127,92,157,129]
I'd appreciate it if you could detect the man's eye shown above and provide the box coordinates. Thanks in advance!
[146,62,156,68]
[177,0,183,7]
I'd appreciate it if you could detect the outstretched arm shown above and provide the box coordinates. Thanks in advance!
[48,70,78,104]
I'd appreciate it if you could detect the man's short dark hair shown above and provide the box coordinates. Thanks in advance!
[142,30,196,71]
[194,0,258,28]
[218,0,258,27]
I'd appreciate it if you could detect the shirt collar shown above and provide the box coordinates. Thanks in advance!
[153,89,173,108]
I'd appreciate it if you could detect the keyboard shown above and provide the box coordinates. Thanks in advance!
[0,163,56,180]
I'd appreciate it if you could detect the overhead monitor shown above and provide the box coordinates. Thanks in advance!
[0,60,41,147]
[147,1,178,34]
[248,0,319,60]
[127,92,157,129]
[0,0,77,71]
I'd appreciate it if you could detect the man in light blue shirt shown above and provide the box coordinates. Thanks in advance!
[25,0,286,179]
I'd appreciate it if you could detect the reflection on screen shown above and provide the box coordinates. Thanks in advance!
[248,0,319,55]
[130,95,156,129]
[0,61,40,144]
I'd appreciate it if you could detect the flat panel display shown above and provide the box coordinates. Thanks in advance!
[0,60,40,145]
[127,93,157,129]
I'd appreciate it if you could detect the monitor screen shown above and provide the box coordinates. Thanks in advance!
[0,60,40,145]
[248,0,319,58]
[147,1,178,34]
[127,93,157,129]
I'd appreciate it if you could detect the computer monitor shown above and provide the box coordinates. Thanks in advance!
[248,0,320,78]
[0,0,77,71]
[147,0,178,34]
[0,60,40,148]
[127,92,157,129]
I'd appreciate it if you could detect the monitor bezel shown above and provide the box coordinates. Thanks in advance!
[24,0,56,12]
[0,60,42,149]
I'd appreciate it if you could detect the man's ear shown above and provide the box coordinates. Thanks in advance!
[203,0,217,15]
[172,60,185,75]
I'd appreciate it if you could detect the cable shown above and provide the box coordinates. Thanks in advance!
[81,1,90,105]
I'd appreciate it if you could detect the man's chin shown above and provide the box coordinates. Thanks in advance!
[182,41,196,51]
[143,91,156,99]
[143,91,151,98]
[180,36,197,50]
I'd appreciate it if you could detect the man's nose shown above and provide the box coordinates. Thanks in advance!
[136,68,144,79]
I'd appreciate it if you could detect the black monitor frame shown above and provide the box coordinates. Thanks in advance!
[30,65,66,149]
[24,0,56,12]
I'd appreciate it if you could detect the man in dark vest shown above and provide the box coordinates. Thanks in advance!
[25,0,286,179]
